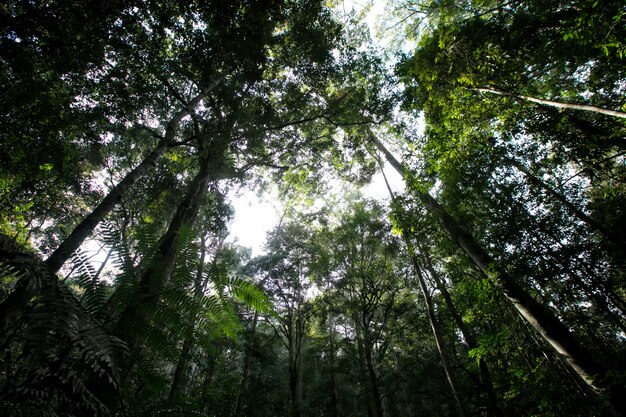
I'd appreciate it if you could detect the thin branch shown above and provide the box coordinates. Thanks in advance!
[473,86,626,120]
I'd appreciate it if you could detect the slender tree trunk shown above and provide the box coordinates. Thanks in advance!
[362,327,386,417]
[0,80,223,337]
[79,246,114,305]
[507,156,623,250]
[115,136,229,353]
[201,346,218,414]
[354,319,377,417]
[44,141,169,273]
[328,314,339,417]
[45,79,222,274]
[420,247,504,417]
[168,233,209,404]
[168,335,194,403]
[377,155,501,416]
[369,133,608,394]
[92,246,113,283]
[296,328,304,417]
[233,311,259,416]
[405,242,466,417]
[288,315,304,417]
[473,86,626,119]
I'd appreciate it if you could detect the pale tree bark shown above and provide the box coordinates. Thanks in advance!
[368,133,610,396]
[473,86,626,120]
[377,158,502,416]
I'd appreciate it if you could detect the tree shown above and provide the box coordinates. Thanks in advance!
[316,200,404,417]
[2,1,625,416]
[369,132,623,411]
[261,220,317,417]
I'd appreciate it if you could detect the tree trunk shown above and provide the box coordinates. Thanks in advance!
[378,158,500,416]
[541,108,626,152]
[473,86,626,119]
[405,242,467,417]
[420,246,504,417]
[168,233,209,404]
[507,156,622,250]
[168,334,194,404]
[354,319,377,417]
[45,79,222,274]
[115,136,228,353]
[362,331,386,417]
[328,314,339,417]
[289,315,304,417]
[0,141,169,332]
[369,133,608,394]
[44,141,169,274]
[0,81,223,339]
[233,311,259,416]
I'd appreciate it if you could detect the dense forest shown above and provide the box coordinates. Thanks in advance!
[1,0,625,416]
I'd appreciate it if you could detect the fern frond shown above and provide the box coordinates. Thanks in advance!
[72,248,110,321]
[229,276,275,316]
[0,239,128,416]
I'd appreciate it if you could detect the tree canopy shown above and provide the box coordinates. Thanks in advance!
[1,1,625,416]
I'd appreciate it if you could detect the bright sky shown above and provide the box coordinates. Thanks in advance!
[226,155,405,256]
[225,0,408,256]
[71,1,410,277]
[226,190,278,255]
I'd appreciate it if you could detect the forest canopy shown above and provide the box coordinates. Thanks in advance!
[0,1,625,416]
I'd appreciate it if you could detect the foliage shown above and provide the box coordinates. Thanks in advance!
[1,0,625,416]
[0,235,127,416]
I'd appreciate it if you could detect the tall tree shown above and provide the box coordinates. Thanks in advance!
[368,133,619,404]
